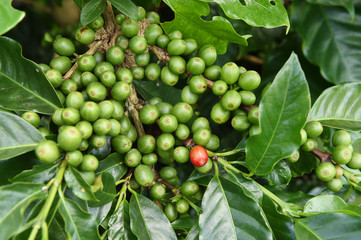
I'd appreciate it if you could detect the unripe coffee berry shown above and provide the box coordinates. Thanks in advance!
[46,69,62,88]
[248,107,260,125]
[326,178,343,192]
[106,46,125,66]
[332,130,352,146]
[65,150,83,167]
[190,145,208,167]
[173,146,190,163]
[157,35,170,49]
[146,11,160,24]
[115,34,129,50]
[129,36,147,54]
[175,124,190,140]
[90,15,104,30]
[169,56,186,75]
[239,91,256,106]
[149,183,166,200]
[211,103,230,124]
[301,138,316,152]
[137,134,156,154]
[111,82,130,101]
[144,24,163,45]
[157,133,175,151]
[80,155,99,172]
[75,27,95,45]
[125,148,142,167]
[112,135,132,154]
[53,37,75,56]
[161,66,179,86]
[221,62,240,85]
[316,162,336,182]
[212,80,228,96]
[35,140,60,163]
[98,100,115,119]
[176,199,190,214]
[183,38,198,55]
[121,19,139,38]
[159,166,177,180]
[181,86,198,104]
[198,44,217,66]
[164,203,178,222]
[22,111,40,128]
[300,129,308,145]
[347,152,361,169]
[78,54,96,72]
[158,114,178,133]
[57,126,82,151]
[76,121,93,139]
[304,121,323,138]
[205,134,220,151]
[204,65,221,80]
[145,63,161,81]
[192,117,210,133]
[221,90,242,111]
[193,128,211,146]
[139,104,160,124]
[181,181,199,196]
[167,39,186,56]
[195,157,213,173]
[94,62,114,78]
[189,75,207,94]
[231,115,251,131]
[66,91,84,110]
[238,70,261,90]
[142,153,158,165]
[172,102,193,123]
[86,82,107,101]
[249,125,262,136]
[89,134,107,148]
[93,119,111,135]
[156,102,173,116]
[332,146,352,165]
[187,57,206,75]
[285,150,300,163]
[134,164,154,187]
[80,101,100,122]
[50,56,71,74]
[61,107,80,125]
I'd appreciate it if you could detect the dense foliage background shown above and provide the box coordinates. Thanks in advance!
[1,0,361,239]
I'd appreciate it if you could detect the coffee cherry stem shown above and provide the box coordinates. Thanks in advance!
[29,160,67,240]
[310,148,331,162]
[149,45,170,62]
[157,178,180,195]
[207,148,244,158]
[182,196,203,215]
[115,181,129,211]
[343,169,360,184]
[126,84,146,137]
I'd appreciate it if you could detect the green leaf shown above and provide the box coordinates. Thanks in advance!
[88,172,116,207]
[74,0,84,9]
[0,37,61,114]
[291,0,361,84]
[199,176,272,240]
[307,0,354,20]
[262,195,296,240]
[171,216,197,232]
[129,193,177,240]
[0,0,25,35]
[88,201,112,225]
[185,225,199,240]
[304,195,361,217]
[308,83,361,131]
[48,212,68,240]
[161,0,249,54]
[133,80,182,106]
[64,166,97,201]
[108,200,137,240]
[262,160,292,186]
[290,151,319,177]
[80,0,106,26]
[11,163,58,183]
[226,170,263,202]
[295,213,361,239]
[95,153,127,182]
[246,53,310,175]
[267,186,312,206]
[201,0,289,31]
[108,0,138,20]
[0,182,46,239]
[58,197,100,240]
[0,111,44,161]
[132,0,161,11]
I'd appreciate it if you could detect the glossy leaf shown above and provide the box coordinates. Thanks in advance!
[108,0,138,20]
[292,0,361,84]
[58,197,100,240]
[267,186,312,206]
[290,151,319,177]
[48,212,68,240]
[161,0,249,54]
[246,53,310,175]
[307,0,354,20]
[263,160,292,186]
[11,162,58,183]
[95,153,127,182]
[132,0,161,11]
[185,225,199,240]
[0,111,44,160]
[64,166,97,201]
[133,80,182,106]
[108,200,137,240]
[88,201,113,225]
[199,176,272,240]
[201,0,289,30]
[262,195,296,240]
[172,216,197,231]
[129,193,177,240]
[0,182,46,240]
[0,36,62,114]
[74,0,84,9]
[295,213,361,239]
[88,172,116,207]
[0,0,25,35]
[308,83,361,131]
[80,0,106,26]
[304,195,361,217]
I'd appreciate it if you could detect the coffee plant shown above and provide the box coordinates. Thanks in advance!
[1,0,361,239]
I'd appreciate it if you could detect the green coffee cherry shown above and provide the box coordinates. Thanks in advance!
[65,150,83,167]
[142,153,158,165]
[58,126,82,151]
[76,121,93,139]
[115,34,129,50]
[221,90,242,111]
[131,67,145,80]
[231,115,251,131]
[176,199,190,214]
[300,129,308,145]
[212,80,228,96]
[221,62,240,85]
[316,162,336,182]
[160,166,177,180]
[205,134,220,151]
[146,11,160,24]
[94,61,115,77]
[90,15,104,30]
[98,100,115,119]
[167,39,186,56]
[46,69,63,88]
[204,65,221,80]
[238,70,261,90]
[121,18,139,38]
[108,119,121,137]
[144,24,163,45]
[169,56,186,75]
[304,121,323,138]
[22,111,40,128]
[346,152,361,169]
[125,148,142,167]
[239,91,256,106]
[164,176,179,187]
[81,72,98,87]
[52,108,64,126]
[285,150,300,163]
[187,57,206,75]
[181,181,199,196]
[80,101,100,122]
[127,126,139,143]
[301,138,316,152]
[161,66,179,86]
[198,44,217,66]
[66,91,84,110]
[145,63,161,81]
[61,79,78,95]
[193,128,211,146]
[119,115,132,135]
[248,107,260,125]
[115,14,126,25]
[332,146,352,165]
[89,134,107,148]
[183,38,198,55]
[75,27,95,45]
[158,114,178,133]
[112,135,132,154]
[326,178,343,192]
[38,127,50,138]
[158,147,175,164]
[157,133,175,151]
[156,102,173,116]
[195,158,213,173]
[39,63,51,73]
[35,140,60,163]
[78,139,89,151]
[93,119,111,135]
[249,125,262,136]
[157,35,170,49]
[139,104,160,124]
[149,183,166,200]
[129,36,147,54]
[134,164,154,187]
[335,164,343,178]
[115,68,133,84]
[332,130,352,146]
[111,100,124,120]
[172,102,193,123]
[164,203,178,222]
[175,124,190,140]
[135,52,150,66]
[149,97,162,106]
[78,54,96,72]
[111,82,130,101]
[181,86,198,104]
[50,56,71,74]
[93,51,105,63]
[80,155,99,172]
[192,117,210,133]
[106,46,125,66]
[61,107,80,125]
[129,178,140,189]
[211,103,230,124]
[137,134,156,154]
[136,6,146,20]
[168,30,182,40]
[189,75,207,94]
[53,37,75,56]
[173,146,190,163]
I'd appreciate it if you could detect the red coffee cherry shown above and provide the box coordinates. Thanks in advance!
[190,145,208,167]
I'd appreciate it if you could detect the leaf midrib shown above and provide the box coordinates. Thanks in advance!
[296,220,323,240]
